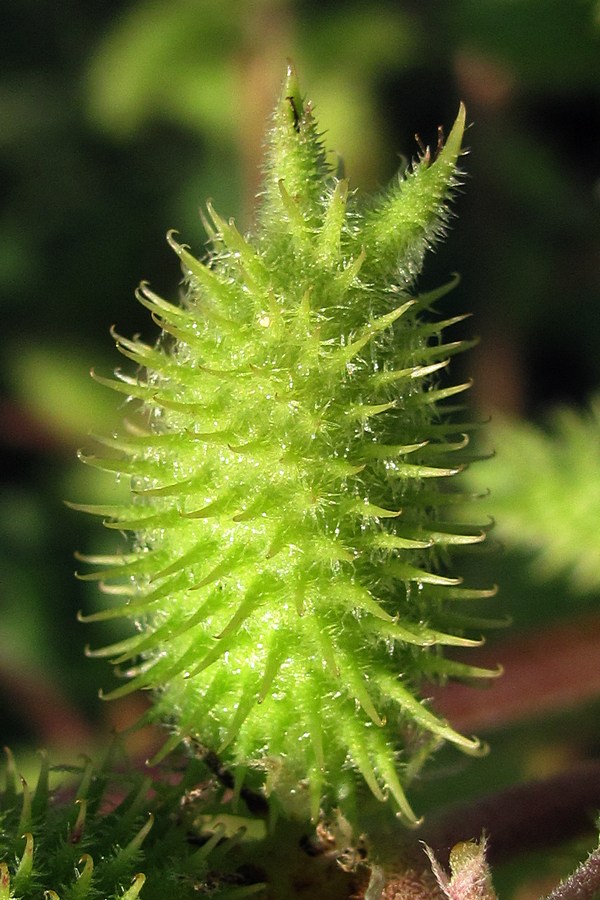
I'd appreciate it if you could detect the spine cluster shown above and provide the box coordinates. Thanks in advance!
[74,66,495,825]
[0,749,266,899]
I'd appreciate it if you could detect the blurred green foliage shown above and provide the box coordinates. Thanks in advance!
[468,397,600,595]
[2,1,600,894]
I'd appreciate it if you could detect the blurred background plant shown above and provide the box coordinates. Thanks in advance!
[2,1,600,896]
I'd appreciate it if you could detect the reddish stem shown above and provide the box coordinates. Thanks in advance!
[429,613,600,733]
[544,845,600,900]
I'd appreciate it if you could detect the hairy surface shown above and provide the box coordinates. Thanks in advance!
[74,66,495,824]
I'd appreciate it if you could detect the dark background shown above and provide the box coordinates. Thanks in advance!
[2,2,599,894]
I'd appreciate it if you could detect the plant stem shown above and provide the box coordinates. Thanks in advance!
[544,845,600,900]
[430,613,600,733]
